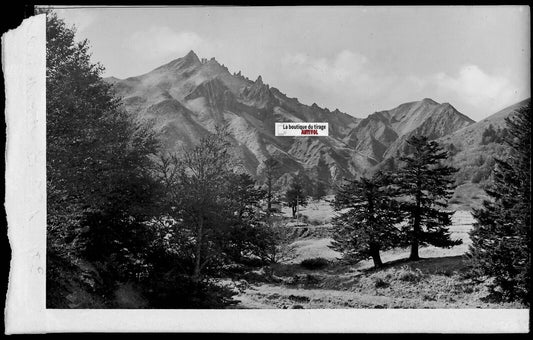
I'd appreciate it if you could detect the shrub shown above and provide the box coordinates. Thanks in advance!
[395,266,424,283]
[309,219,322,226]
[300,257,330,270]
[373,277,390,288]
[296,214,309,224]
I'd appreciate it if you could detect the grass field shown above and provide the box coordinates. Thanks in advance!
[227,195,526,309]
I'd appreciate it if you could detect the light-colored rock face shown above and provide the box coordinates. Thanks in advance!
[107,51,362,184]
[106,50,495,185]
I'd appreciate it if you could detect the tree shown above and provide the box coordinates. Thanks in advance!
[255,218,297,265]
[445,143,459,157]
[312,180,328,201]
[168,128,236,282]
[222,173,268,263]
[285,173,309,218]
[44,10,161,305]
[330,172,404,267]
[395,136,462,261]
[469,104,531,304]
[260,156,281,215]
[155,134,282,275]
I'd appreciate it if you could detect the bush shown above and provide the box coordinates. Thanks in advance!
[373,277,390,288]
[309,218,322,226]
[394,266,424,283]
[296,214,309,223]
[300,257,329,270]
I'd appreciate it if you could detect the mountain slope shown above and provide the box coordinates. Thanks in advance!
[108,50,480,186]
[347,98,474,171]
[439,98,531,149]
[108,50,361,184]
[438,98,530,185]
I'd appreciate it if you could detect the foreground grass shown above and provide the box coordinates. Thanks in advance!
[226,203,525,309]
[229,255,525,309]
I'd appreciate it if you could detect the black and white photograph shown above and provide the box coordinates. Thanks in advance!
[2,4,531,333]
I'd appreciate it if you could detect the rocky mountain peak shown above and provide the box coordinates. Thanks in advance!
[422,98,438,105]
[179,50,201,68]
[107,51,486,186]
[184,50,199,61]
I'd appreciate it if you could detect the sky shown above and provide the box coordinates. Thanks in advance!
[52,6,530,121]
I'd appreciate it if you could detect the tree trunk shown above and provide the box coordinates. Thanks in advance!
[193,214,204,282]
[370,248,383,268]
[409,234,420,260]
[410,185,422,261]
[410,210,421,261]
[370,244,383,268]
[267,178,272,215]
[292,205,297,218]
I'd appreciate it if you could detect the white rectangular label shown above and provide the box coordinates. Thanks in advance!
[275,122,329,136]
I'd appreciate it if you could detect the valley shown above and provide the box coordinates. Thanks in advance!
[223,199,523,309]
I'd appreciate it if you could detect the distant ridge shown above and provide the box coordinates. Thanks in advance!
[107,51,480,187]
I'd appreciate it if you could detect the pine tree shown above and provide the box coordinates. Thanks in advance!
[223,173,268,263]
[395,136,462,260]
[469,104,531,304]
[312,180,328,201]
[285,174,309,218]
[330,172,405,267]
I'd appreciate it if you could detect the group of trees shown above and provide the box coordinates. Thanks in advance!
[332,106,531,306]
[331,136,462,267]
[480,124,508,145]
[258,158,329,219]
[46,10,163,306]
[45,12,287,308]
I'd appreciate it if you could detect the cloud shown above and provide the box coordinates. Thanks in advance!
[124,26,209,61]
[279,51,524,118]
[432,65,517,108]
[281,50,393,98]
[279,50,428,114]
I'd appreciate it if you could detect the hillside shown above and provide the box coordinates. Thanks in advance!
[347,98,474,170]
[440,98,530,187]
[108,51,484,187]
[108,50,362,185]
[440,98,531,149]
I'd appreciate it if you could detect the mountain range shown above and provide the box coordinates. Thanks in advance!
[106,50,529,188]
